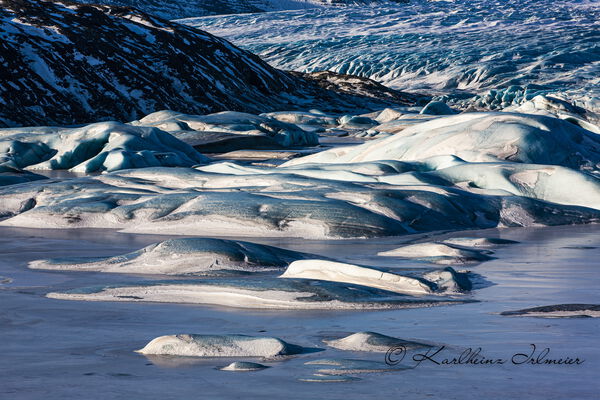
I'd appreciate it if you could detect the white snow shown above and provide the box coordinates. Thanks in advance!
[280,259,434,294]
[136,334,302,357]
[29,238,309,275]
[324,331,432,352]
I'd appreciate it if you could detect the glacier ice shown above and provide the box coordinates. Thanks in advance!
[282,112,600,174]
[184,0,600,106]
[132,110,319,151]
[29,238,312,276]
[323,331,432,352]
[0,121,208,173]
[136,334,305,357]
[221,361,269,372]
[47,277,466,310]
[377,243,494,265]
[500,304,600,318]
[304,358,409,374]
[280,259,438,295]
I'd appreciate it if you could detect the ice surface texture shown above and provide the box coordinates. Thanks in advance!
[136,334,305,357]
[29,237,312,276]
[0,122,208,173]
[185,0,599,102]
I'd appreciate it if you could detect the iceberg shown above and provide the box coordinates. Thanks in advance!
[136,334,305,357]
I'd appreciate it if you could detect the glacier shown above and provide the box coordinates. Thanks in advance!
[183,0,600,112]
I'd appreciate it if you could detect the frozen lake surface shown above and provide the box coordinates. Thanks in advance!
[1,224,599,399]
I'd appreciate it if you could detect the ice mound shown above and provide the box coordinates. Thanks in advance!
[500,304,600,318]
[133,111,318,149]
[324,332,431,352]
[441,237,518,248]
[431,163,600,209]
[280,260,436,294]
[0,166,47,187]
[378,243,494,265]
[261,111,339,127]
[282,112,600,174]
[221,361,269,372]
[0,122,208,173]
[29,238,311,276]
[304,359,408,374]
[1,162,599,238]
[505,95,600,131]
[422,267,473,292]
[420,101,456,116]
[46,278,466,310]
[136,334,304,357]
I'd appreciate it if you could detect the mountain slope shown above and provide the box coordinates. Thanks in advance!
[0,0,418,128]
[69,1,409,20]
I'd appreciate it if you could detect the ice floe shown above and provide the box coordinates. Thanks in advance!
[46,278,467,310]
[280,259,439,295]
[500,304,600,318]
[29,238,313,276]
[324,332,432,352]
[304,359,409,374]
[441,237,518,248]
[136,334,305,357]
[220,361,269,372]
[378,243,494,265]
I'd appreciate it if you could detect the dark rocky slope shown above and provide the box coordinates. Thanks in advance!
[0,0,420,127]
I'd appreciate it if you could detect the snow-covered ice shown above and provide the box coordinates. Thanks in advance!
[378,242,494,265]
[0,121,208,173]
[136,334,305,357]
[280,259,441,295]
[323,331,432,352]
[29,237,312,276]
[46,277,466,310]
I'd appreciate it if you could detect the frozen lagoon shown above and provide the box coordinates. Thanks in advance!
[1,224,599,399]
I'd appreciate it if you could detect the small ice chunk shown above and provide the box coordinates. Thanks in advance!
[220,361,269,371]
[324,331,432,352]
[136,334,305,357]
